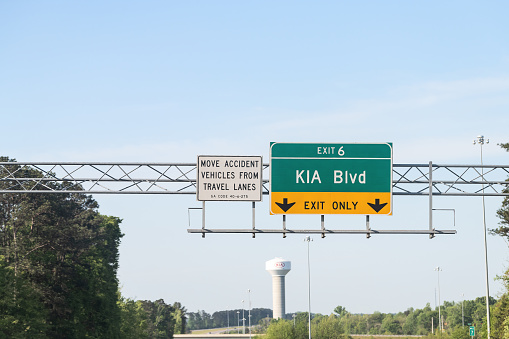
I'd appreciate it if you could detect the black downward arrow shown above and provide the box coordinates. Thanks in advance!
[276,198,296,212]
[367,199,388,213]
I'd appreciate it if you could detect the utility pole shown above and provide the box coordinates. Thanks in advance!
[305,236,313,339]
[474,135,491,339]
[435,267,442,333]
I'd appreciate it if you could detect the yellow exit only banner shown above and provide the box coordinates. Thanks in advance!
[270,192,392,215]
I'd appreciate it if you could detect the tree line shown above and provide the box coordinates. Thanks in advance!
[273,296,495,338]
[195,296,494,338]
[118,298,187,338]
[0,157,186,338]
[187,308,272,331]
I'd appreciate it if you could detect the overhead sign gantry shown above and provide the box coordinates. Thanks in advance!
[1,144,508,237]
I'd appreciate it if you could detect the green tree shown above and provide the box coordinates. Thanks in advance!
[492,143,509,238]
[490,143,509,339]
[0,157,124,338]
[172,302,187,334]
[350,314,368,334]
[334,305,348,317]
[187,310,212,330]
[0,255,48,338]
[403,309,417,335]
[118,297,149,339]
[368,311,383,334]
[294,312,311,339]
[312,315,349,339]
[451,326,470,339]
[140,299,177,338]
[265,319,295,339]
[155,300,174,338]
[491,294,508,339]
[381,313,402,334]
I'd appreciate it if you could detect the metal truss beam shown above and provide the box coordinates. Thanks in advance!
[0,162,508,195]
[187,228,457,236]
[393,163,509,196]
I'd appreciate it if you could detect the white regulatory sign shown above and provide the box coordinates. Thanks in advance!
[197,155,263,201]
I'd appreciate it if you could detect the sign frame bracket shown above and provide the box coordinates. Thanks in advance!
[366,215,371,239]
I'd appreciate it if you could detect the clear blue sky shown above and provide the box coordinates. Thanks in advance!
[2,1,509,315]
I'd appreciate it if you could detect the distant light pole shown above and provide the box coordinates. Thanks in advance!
[242,300,245,334]
[237,310,240,334]
[227,306,229,334]
[435,267,442,333]
[474,135,491,339]
[248,289,252,339]
[305,236,313,339]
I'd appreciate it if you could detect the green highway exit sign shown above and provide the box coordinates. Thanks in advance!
[470,326,475,336]
[270,142,393,215]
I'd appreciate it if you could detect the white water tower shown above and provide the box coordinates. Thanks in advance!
[265,257,291,319]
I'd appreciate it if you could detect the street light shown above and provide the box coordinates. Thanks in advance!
[227,306,229,334]
[242,300,245,334]
[473,135,491,339]
[237,310,240,334]
[248,289,252,339]
[434,267,442,333]
[305,236,313,339]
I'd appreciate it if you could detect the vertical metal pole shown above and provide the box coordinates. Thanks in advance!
[480,141,491,339]
[248,289,251,339]
[321,215,325,238]
[439,270,441,333]
[429,161,434,239]
[435,267,442,333]
[308,240,311,339]
[366,215,371,239]
[283,215,287,238]
[202,201,206,238]
[252,202,256,238]
[242,300,245,334]
[305,236,312,339]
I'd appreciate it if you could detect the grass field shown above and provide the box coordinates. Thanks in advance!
[190,328,225,334]
[191,327,243,335]
[187,330,424,337]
